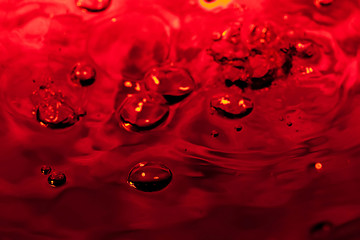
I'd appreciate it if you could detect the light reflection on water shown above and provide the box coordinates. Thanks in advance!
[0,0,359,239]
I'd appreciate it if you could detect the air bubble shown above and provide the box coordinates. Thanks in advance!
[31,86,80,129]
[211,130,219,137]
[314,0,333,7]
[75,0,111,12]
[210,93,253,119]
[69,62,96,87]
[309,221,333,239]
[48,171,66,187]
[127,162,172,192]
[144,66,195,103]
[41,165,52,175]
[117,94,169,131]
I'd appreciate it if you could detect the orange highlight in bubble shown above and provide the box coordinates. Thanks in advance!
[199,0,233,10]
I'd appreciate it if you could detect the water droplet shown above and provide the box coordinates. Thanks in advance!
[144,66,195,104]
[48,171,66,187]
[210,93,254,119]
[314,0,333,7]
[75,0,111,12]
[117,94,169,131]
[31,86,80,129]
[309,221,333,239]
[69,62,96,87]
[127,162,172,192]
[41,165,52,175]
[211,130,219,137]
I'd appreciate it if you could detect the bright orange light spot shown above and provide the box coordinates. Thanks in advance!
[124,81,132,88]
[315,162,322,170]
[154,176,159,180]
[135,102,143,112]
[111,18,117,22]
[152,75,160,85]
[76,71,81,76]
[145,119,150,123]
[139,163,145,167]
[141,172,146,177]
[297,43,305,49]
[135,83,141,91]
[222,29,229,38]
[238,99,246,107]
[199,0,232,10]
[303,67,314,75]
[179,86,190,91]
[220,97,231,105]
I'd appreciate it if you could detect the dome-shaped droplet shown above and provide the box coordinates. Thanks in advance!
[210,93,254,118]
[127,162,172,192]
[69,62,96,87]
[31,86,80,129]
[144,66,195,104]
[75,0,111,12]
[41,165,52,175]
[48,171,66,187]
[309,221,333,239]
[118,94,169,131]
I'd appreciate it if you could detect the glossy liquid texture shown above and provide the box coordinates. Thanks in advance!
[0,0,359,239]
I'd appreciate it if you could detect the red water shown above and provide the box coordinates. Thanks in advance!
[0,0,360,239]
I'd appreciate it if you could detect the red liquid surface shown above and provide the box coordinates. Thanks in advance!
[0,0,360,239]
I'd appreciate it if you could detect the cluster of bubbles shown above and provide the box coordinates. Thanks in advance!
[41,165,66,187]
[116,65,195,132]
[32,0,329,195]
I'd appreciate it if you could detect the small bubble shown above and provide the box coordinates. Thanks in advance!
[41,166,52,175]
[294,40,317,59]
[48,171,66,187]
[75,0,111,12]
[117,94,169,131]
[210,93,253,119]
[314,0,333,7]
[308,162,323,172]
[211,130,219,137]
[144,66,195,104]
[31,86,80,129]
[127,162,172,192]
[69,62,96,87]
[235,125,243,132]
[309,221,333,239]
